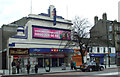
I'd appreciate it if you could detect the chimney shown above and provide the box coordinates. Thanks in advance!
[102,13,107,20]
[94,16,98,24]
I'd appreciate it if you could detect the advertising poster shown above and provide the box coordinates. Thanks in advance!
[32,25,71,40]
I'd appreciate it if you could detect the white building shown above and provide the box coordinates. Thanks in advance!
[7,5,75,71]
[88,46,116,65]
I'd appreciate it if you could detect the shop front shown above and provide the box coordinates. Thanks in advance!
[72,49,87,66]
[29,48,74,67]
[9,48,29,73]
[117,52,120,66]
[106,53,116,65]
[89,54,106,65]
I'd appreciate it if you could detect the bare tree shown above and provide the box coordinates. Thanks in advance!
[65,16,91,64]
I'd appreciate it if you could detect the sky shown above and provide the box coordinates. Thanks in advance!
[0,0,120,27]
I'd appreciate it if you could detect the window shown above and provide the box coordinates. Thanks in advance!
[88,47,92,53]
[105,47,108,53]
[117,26,120,31]
[109,48,111,53]
[118,44,120,51]
[117,34,120,40]
[99,47,104,53]
[109,25,112,31]
[92,47,97,53]
[97,47,99,53]
[108,33,112,40]
[104,48,105,53]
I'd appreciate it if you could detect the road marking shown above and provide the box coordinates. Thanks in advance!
[95,72,119,75]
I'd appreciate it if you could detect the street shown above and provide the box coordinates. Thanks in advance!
[2,68,119,77]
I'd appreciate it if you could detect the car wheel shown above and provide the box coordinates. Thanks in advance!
[100,67,104,71]
[89,68,92,72]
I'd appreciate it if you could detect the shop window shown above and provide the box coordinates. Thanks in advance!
[52,58,58,67]
[110,57,115,65]
[59,58,64,66]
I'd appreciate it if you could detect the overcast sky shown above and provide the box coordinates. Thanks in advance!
[0,0,119,27]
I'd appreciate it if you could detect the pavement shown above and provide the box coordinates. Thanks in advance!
[0,65,118,77]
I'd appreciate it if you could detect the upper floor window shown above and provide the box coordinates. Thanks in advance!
[117,26,120,31]
[117,34,120,40]
[109,25,112,31]
[108,33,112,40]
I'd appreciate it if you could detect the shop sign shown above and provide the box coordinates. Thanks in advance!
[89,54,106,57]
[29,48,74,53]
[106,54,115,57]
[32,25,71,40]
[9,48,29,55]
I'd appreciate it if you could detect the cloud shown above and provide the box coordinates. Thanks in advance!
[0,0,119,27]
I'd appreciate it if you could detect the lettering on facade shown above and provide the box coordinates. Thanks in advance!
[9,48,29,55]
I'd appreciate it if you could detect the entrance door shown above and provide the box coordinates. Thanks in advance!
[38,58,43,67]
[59,58,64,66]
[52,58,57,67]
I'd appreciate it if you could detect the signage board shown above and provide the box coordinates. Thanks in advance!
[29,48,74,53]
[9,48,29,55]
[32,25,71,40]
[89,54,106,57]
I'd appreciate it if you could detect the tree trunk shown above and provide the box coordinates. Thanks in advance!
[81,54,84,64]
[79,45,84,64]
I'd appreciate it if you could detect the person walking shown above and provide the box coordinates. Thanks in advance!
[16,62,20,74]
[26,62,31,74]
[35,63,38,73]
[70,60,74,70]
[12,60,16,74]
[73,61,77,70]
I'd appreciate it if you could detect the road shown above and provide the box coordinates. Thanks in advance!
[2,68,119,77]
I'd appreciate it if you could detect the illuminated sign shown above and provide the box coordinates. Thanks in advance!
[32,25,71,40]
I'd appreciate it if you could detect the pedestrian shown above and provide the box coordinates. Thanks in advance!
[26,62,31,74]
[12,60,16,74]
[12,60,16,67]
[35,63,38,73]
[73,61,77,70]
[16,62,20,74]
[70,60,74,70]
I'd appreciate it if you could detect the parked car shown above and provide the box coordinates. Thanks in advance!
[80,62,104,72]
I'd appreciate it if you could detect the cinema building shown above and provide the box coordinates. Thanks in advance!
[7,5,79,70]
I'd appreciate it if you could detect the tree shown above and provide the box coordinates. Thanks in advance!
[65,16,91,64]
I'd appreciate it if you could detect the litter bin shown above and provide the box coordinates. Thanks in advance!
[45,66,50,72]
[62,63,66,70]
